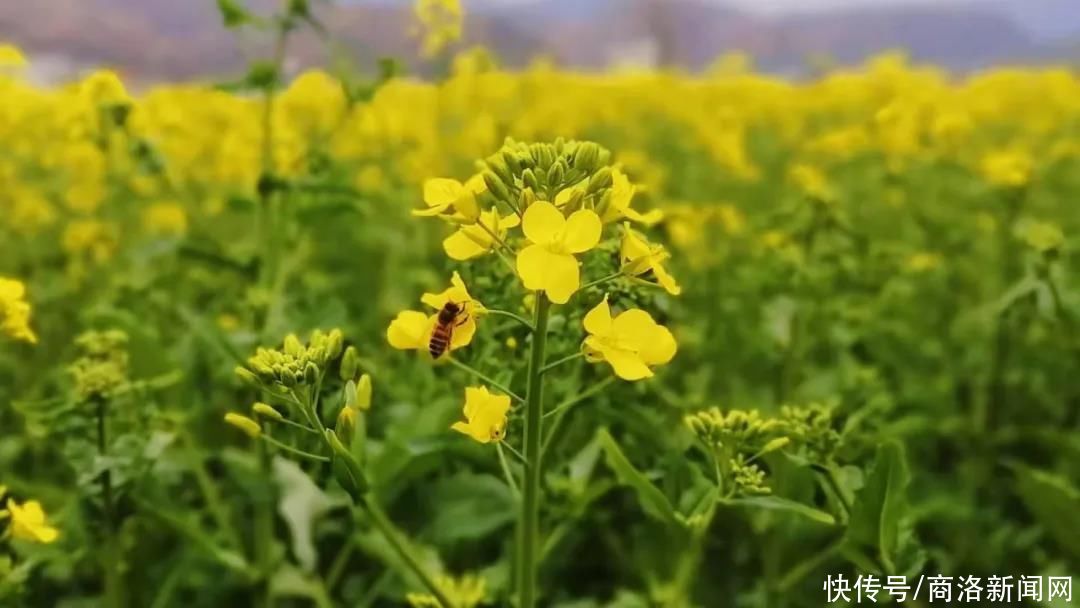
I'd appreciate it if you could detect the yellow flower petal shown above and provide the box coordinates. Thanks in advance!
[423,178,464,208]
[563,209,602,253]
[597,343,654,380]
[449,316,477,350]
[583,296,613,336]
[387,311,433,350]
[652,263,682,296]
[444,229,489,260]
[543,253,580,304]
[522,201,565,244]
[516,243,554,292]
[639,324,677,366]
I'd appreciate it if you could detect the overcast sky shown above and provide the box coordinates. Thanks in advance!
[473,0,994,15]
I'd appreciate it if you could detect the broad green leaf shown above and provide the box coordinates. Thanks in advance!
[597,429,678,526]
[274,458,343,572]
[426,473,515,543]
[1010,464,1080,560]
[720,495,836,526]
[845,440,910,572]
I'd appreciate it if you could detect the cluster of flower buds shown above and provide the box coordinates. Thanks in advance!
[479,138,614,211]
[685,407,792,497]
[684,407,783,454]
[779,402,841,463]
[69,329,130,401]
[235,329,344,389]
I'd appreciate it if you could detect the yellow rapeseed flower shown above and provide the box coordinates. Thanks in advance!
[789,163,835,203]
[516,201,601,304]
[620,223,681,296]
[387,272,482,356]
[142,202,189,236]
[602,168,662,225]
[451,386,510,444]
[980,150,1033,188]
[0,277,37,344]
[0,44,27,68]
[6,498,60,544]
[905,252,942,273]
[415,175,484,222]
[443,207,520,261]
[583,296,676,381]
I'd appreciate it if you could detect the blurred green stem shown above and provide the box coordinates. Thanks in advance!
[96,397,126,608]
[518,295,551,608]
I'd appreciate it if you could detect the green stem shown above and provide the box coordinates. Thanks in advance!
[496,443,521,499]
[483,309,534,332]
[445,357,524,403]
[540,351,584,375]
[96,397,126,608]
[254,440,275,608]
[580,272,622,292]
[363,500,456,608]
[817,465,852,521]
[518,295,551,608]
[260,435,330,462]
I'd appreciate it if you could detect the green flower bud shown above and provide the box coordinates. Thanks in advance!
[304,361,320,385]
[522,169,540,193]
[588,167,613,193]
[225,413,262,438]
[336,406,356,446]
[326,329,344,361]
[520,187,537,209]
[251,361,276,383]
[281,369,297,388]
[235,366,261,388]
[486,157,513,186]
[549,159,566,189]
[252,402,284,421]
[573,142,600,172]
[355,374,372,411]
[283,334,303,357]
[339,346,359,382]
[326,430,368,501]
[502,149,523,175]
[483,171,511,202]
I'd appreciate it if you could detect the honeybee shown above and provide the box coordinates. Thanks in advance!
[429,301,469,359]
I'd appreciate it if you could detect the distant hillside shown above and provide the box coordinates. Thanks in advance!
[0,0,1075,84]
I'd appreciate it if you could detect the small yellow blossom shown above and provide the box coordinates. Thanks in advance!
[602,168,663,225]
[451,387,510,444]
[980,150,1033,188]
[443,207,520,261]
[0,277,37,344]
[62,219,117,262]
[905,252,942,273]
[0,44,27,68]
[789,163,834,203]
[1019,220,1064,254]
[583,296,677,381]
[516,201,602,304]
[142,202,188,236]
[387,272,482,356]
[414,0,463,58]
[224,413,262,438]
[6,498,60,544]
[415,175,483,222]
[407,573,487,607]
[620,223,681,296]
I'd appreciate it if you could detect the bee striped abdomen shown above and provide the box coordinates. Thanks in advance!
[429,325,451,359]
[429,301,463,359]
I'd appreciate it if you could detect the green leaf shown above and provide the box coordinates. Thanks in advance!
[426,473,515,543]
[216,0,253,28]
[1009,463,1080,560]
[274,458,343,572]
[597,429,678,526]
[845,440,910,572]
[720,495,836,526]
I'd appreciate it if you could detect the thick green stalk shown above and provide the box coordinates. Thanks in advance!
[96,397,126,608]
[518,296,551,608]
